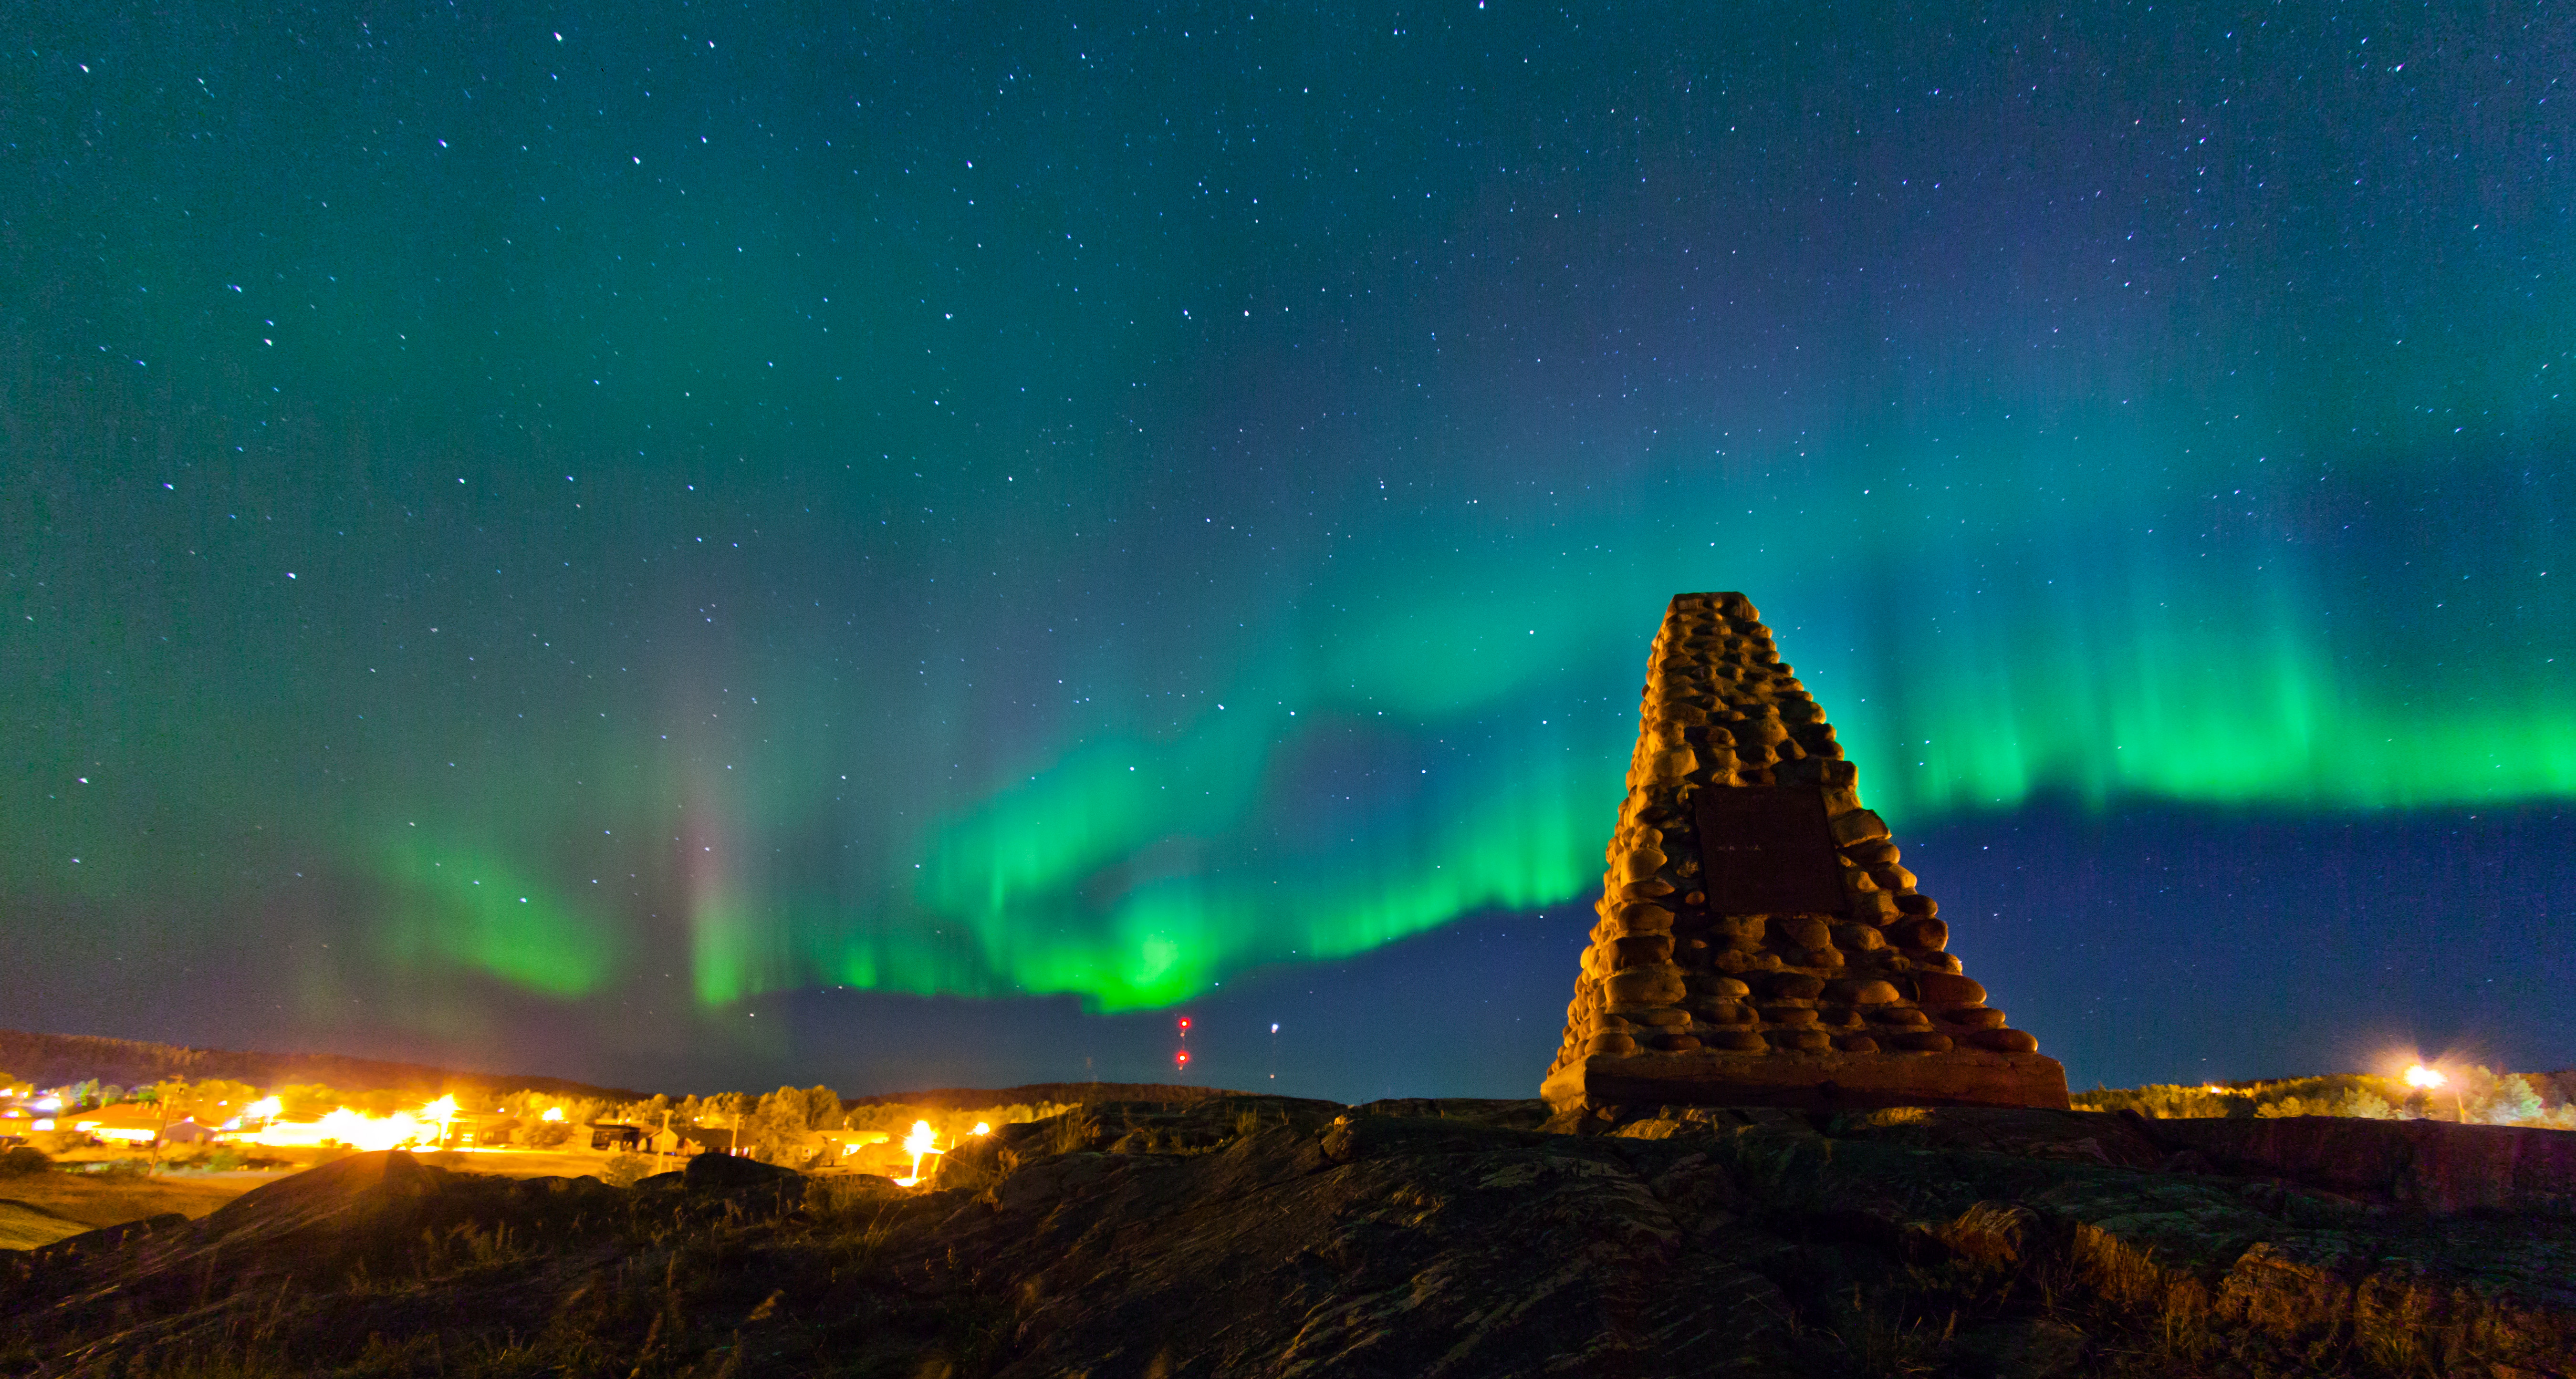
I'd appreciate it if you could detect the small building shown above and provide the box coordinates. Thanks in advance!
[69,1104,168,1145]
[653,1124,732,1157]
[813,1129,893,1161]
[160,1117,224,1145]
[587,1122,726,1156]
[445,1111,521,1148]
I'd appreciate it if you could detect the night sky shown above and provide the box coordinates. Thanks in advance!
[6,3,2571,1102]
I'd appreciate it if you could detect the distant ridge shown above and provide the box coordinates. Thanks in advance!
[0,1029,649,1102]
[845,1082,1250,1109]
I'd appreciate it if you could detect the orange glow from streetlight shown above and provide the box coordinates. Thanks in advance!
[2403,1063,2467,1122]
[228,1097,456,1151]
[895,1120,941,1185]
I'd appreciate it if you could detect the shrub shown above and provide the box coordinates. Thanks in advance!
[1044,1108,1101,1156]
[2072,1083,2235,1119]
[1937,1201,2035,1272]
[274,1083,342,1120]
[808,1172,902,1221]
[522,1121,574,1149]
[602,1153,652,1188]
[0,1145,50,1175]
[2340,1089,2396,1119]
[2476,1074,2547,1126]
[932,1143,1021,1194]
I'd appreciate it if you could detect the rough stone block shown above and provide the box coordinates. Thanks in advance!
[1914,973,1986,1006]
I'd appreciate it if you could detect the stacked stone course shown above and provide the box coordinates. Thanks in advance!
[1542,592,2068,1114]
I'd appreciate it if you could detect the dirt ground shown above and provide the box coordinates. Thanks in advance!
[414,1145,682,1179]
[0,1170,274,1248]
[0,1145,677,1250]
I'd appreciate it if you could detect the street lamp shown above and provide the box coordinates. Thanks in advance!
[2405,1064,2465,1123]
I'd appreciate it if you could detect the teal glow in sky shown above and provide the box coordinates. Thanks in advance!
[4,2,2571,1093]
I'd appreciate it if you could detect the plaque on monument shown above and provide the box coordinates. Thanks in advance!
[1694,785,1846,915]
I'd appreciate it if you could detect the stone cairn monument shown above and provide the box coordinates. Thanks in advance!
[1542,592,2069,1115]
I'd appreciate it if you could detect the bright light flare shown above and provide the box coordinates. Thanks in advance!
[73,1121,159,1144]
[245,1108,430,1151]
[895,1120,943,1186]
[2405,1064,2447,1089]
[226,1095,463,1152]
[970,1121,991,1136]
[223,1097,284,1131]
[541,1106,565,1122]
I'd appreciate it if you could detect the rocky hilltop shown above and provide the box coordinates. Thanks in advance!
[6,1096,2573,1377]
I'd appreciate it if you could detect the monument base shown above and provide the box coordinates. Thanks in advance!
[1541,1047,2070,1115]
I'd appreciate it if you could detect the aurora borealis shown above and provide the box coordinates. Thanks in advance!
[4,2,2571,1099]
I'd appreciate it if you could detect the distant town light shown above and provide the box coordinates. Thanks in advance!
[2405,1063,2468,1121]
[896,1120,944,1185]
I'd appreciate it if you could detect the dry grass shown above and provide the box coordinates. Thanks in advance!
[0,1165,262,1228]
[1933,1200,2034,1273]
[1815,1202,2575,1379]
[0,1199,89,1251]
[1042,1108,1100,1157]
[1823,1289,1958,1377]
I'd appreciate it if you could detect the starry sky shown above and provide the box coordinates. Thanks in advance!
[5,2,2572,1102]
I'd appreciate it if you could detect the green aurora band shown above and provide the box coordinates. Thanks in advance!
[12,374,2569,1020]
[366,404,2573,1013]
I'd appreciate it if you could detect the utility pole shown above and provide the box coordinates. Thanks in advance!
[149,1078,188,1169]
